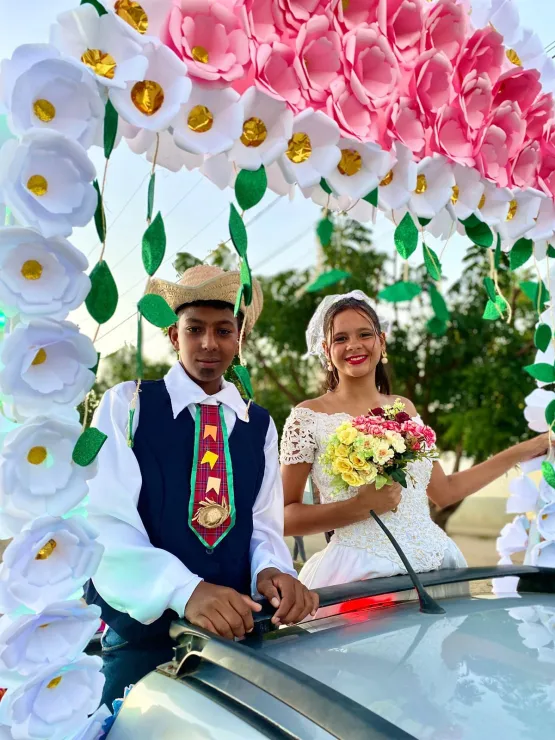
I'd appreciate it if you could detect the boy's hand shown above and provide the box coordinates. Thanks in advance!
[185,582,262,640]
[256,568,319,626]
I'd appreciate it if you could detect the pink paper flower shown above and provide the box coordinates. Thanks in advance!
[294,15,343,106]
[326,76,383,143]
[456,27,505,88]
[422,0,468,62]
[433,104,474,166]
[410,50,453,123]
[493,68,542,114]
[459,71,493,132]
[378,0,425,66]
[526,94,555,141]
[241,0,278,44]
[274,0,327,37]
[253,41,304,111]
[539,150,555,200]
[330,0,379,31]
[387,97,426,158]
[162,0,251,86]
[343,23,401,110]
[475,102,526,187]
[511,140,541,189]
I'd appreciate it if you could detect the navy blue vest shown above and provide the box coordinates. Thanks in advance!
[86,379,270,644]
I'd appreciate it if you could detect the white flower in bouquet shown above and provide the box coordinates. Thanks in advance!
[228,88,293,172]
[0,601,101,683]
[0,416,97,535]
[2,655,104,740]
[0,319,96,421]
[51,4,148,90]
[110,41,191,131]
[0,130,96,238]
[0,227,89,321]
[0,44,104,149]
[0,516,103,614]
[325,140,393,201]
[408,155,455,220]
[71,704,111,740]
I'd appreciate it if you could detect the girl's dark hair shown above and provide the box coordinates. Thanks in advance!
[323,297,391,394]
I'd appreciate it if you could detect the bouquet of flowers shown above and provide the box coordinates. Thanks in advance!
[320,400,437,496]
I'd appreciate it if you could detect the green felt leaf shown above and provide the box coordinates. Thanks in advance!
[542,461,555,489]
[80,0,108,15]
[524,363,555,383]
[378,281,422,303]
[317,217,334,247]
[429,284,450,321]
[86,261,118,324]
[234,365,254,400]
[520,280,551,313]
[547,245,555,259]
[142,212,166,276]
[147,173,156,223]
[466,219,493,248]
[240,258,253,306]
[546,400,555,427]
[229,204,247,257]
[482,296,507,321]
[92,180,106,244]
[394,212,418,259]
[306,269,351,293]
[494,234,502,270]
[103,100,118,160]
[363,188,378,207]
[138,294,178,328]
[234,284,244,317]
[319,178,332,195]
[136,315,143,380]
[91,352,101,377]
[423,244,441,281]
[483,276,497,302]
[535,323,552,353]
[460,214,481,229]
[418,217,432,227]
[72,427,108,467]
[235,167,267,211]
[510,238,533,270]
[427,317,448,336]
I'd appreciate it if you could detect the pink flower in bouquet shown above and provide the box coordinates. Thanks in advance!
[295,15,343,106]
[343,23,402,110]
[395,411,410,423]
[241,0,279,43]
[526,94,555,141]
[493,68,542,113]
[433,103,474,166]
[456,27,505,87]
[475,102,526,187]
[253,42,304,110]
[377,0,425,66]
[162,0,250,85]
[330,0,379,31]
[411,50,453,121]
[387,97,426,158]
[326,76,383,143]
[274,0,328,36]
[371,407,385,417]
[459,71,493,132]
[422,0,468,62]
[511,140,541,189]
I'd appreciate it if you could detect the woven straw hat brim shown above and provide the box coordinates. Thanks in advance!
[146,272,263,334]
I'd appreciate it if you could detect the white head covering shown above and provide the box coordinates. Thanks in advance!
[305,290,392,366]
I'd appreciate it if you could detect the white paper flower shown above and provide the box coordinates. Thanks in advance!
[121,121,202,172]
[228,88,293,172]
[200,153,234,190]
[305,182,350,212]
[0,130,97,239]
[0,601,100,682]
[377,143,416,212]
[2,654,104,740]
[534,240,549,262]
[513,28,546,71]
[0,516,103,614]
[447,165,486,222]
[496,515,529,557]
[71,704,111,740]
[0,227,89,321]
[110,41,191,131]
[507,475,539,514]
[475,181,513,227]
[324,140,392,201]
[497,188,544,243]
[525,389,555,433]
[408,156,455,220]
[172,84,243,156]
[0,319,96,421]
[537,502,555,541]
[1,44,104,150]
[539,477,555,506]
[278,109,341,190]
[539,56,555,97]
[103,0,168,41]
[0,416,97,534]
[348,199,375,224]
[265,162,294,199]
[51,4,148,90]
[526,197,555,243]
[427,208,459,241]
[489,0,520,46]
[530,539,555,568]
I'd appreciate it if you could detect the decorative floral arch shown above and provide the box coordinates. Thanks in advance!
[0,0,554,735]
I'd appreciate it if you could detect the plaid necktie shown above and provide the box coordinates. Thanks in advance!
[189,403,235,549]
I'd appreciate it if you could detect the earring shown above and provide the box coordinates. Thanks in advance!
[327,361,333,371]
[381,349,389,365]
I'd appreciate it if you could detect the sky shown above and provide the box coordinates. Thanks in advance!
[1,0,555,364]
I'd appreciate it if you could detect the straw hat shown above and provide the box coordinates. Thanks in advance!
[146,264,263,334]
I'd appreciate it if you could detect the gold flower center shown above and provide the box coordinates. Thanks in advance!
[46,676,62,690]
[21,260,43,281]
[27,446,47,465]
[507,199,518,221]
[478,193,486,209]
[27,175,48,196]
[380,170,394,187]
[506,49,522,66]
[32,348,47,366]
[415,174,428,194]
[286,132,312,164]
[337,149,362,177]
[131,80,165,116]
[451,185,459,205]
[35,539,57,560]
[192,46,209,64]
[114,0,148,34]
[81,49,117,80]
[187,105,214,133]
[33,99,56,123]
[542,513,549,520]
[240,117,268,148]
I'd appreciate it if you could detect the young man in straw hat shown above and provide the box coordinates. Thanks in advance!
[86,265,318,706]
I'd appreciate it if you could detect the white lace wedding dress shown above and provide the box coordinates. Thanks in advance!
[281,407,467,590]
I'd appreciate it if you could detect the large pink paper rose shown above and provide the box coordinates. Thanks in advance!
[274,0,328,36]
[294,15,343,106]
[162,0,251,85]
[387,97,426,159]
[475,102,526,187]
[326,76,383,144]
[422,0,468,62]
[330,0,379,31]
[526,94,554,141]
[253,41,304,111]
[241,0,278,44]
[511,140,541,189]
[433,104,474,166]
[410,50,453,123]
[378,0,425,66]
[459,71,492,132]
[457,27,505,87]
[344,23,401,110]
[493,68,542,113]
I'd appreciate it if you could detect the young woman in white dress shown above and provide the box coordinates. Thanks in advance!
[280,291,549,589]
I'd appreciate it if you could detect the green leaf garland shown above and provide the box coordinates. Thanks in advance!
[483,276,497,302]
[494,234,502,270]
[466,220,493,248]
[80,0,108,15]
[319,178,332,195]
[521,280,550,313]
[546,400,555,427]
[418,217,432,227]
[542,461,555,488]
[91,352,101,377]
[547,245,555,259]
[142,212,166,276]
[235,167,267,211]
[429,284,450,322]
[147,173,156,223]
[306,270,351,293]
[92,180,106,244]
[535,324,552,353]
[509,238,533,271]
[138,294,178,328]
[363,188,378,207]
[317,216,334,247]
[104,100,118,160]
[423,244,441,280]
[72,428,108,467]
[394,213,418,259]
[378,281,422,303]
[234,365,254,400]
[229,204,247,257]
[524,363,555,383]
[240,258,253,306]
[483,296,507,321]
[427,317,448,336]
[86,261,118,324]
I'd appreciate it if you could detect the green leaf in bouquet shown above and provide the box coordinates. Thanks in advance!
[378,281,421,303]
[524,363,555,383]
[542,461,555,489]
[535,323,553,353]
[374,474,389,490]
[235,166,267,211]
[390,468,408,488]
[509,238,533,270]
[394,212,418,259]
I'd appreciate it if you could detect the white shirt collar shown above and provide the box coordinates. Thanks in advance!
[163,363,248,422]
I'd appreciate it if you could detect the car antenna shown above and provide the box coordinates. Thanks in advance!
[370,510,446,615]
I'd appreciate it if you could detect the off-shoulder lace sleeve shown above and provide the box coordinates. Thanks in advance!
[280,407,318,465]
